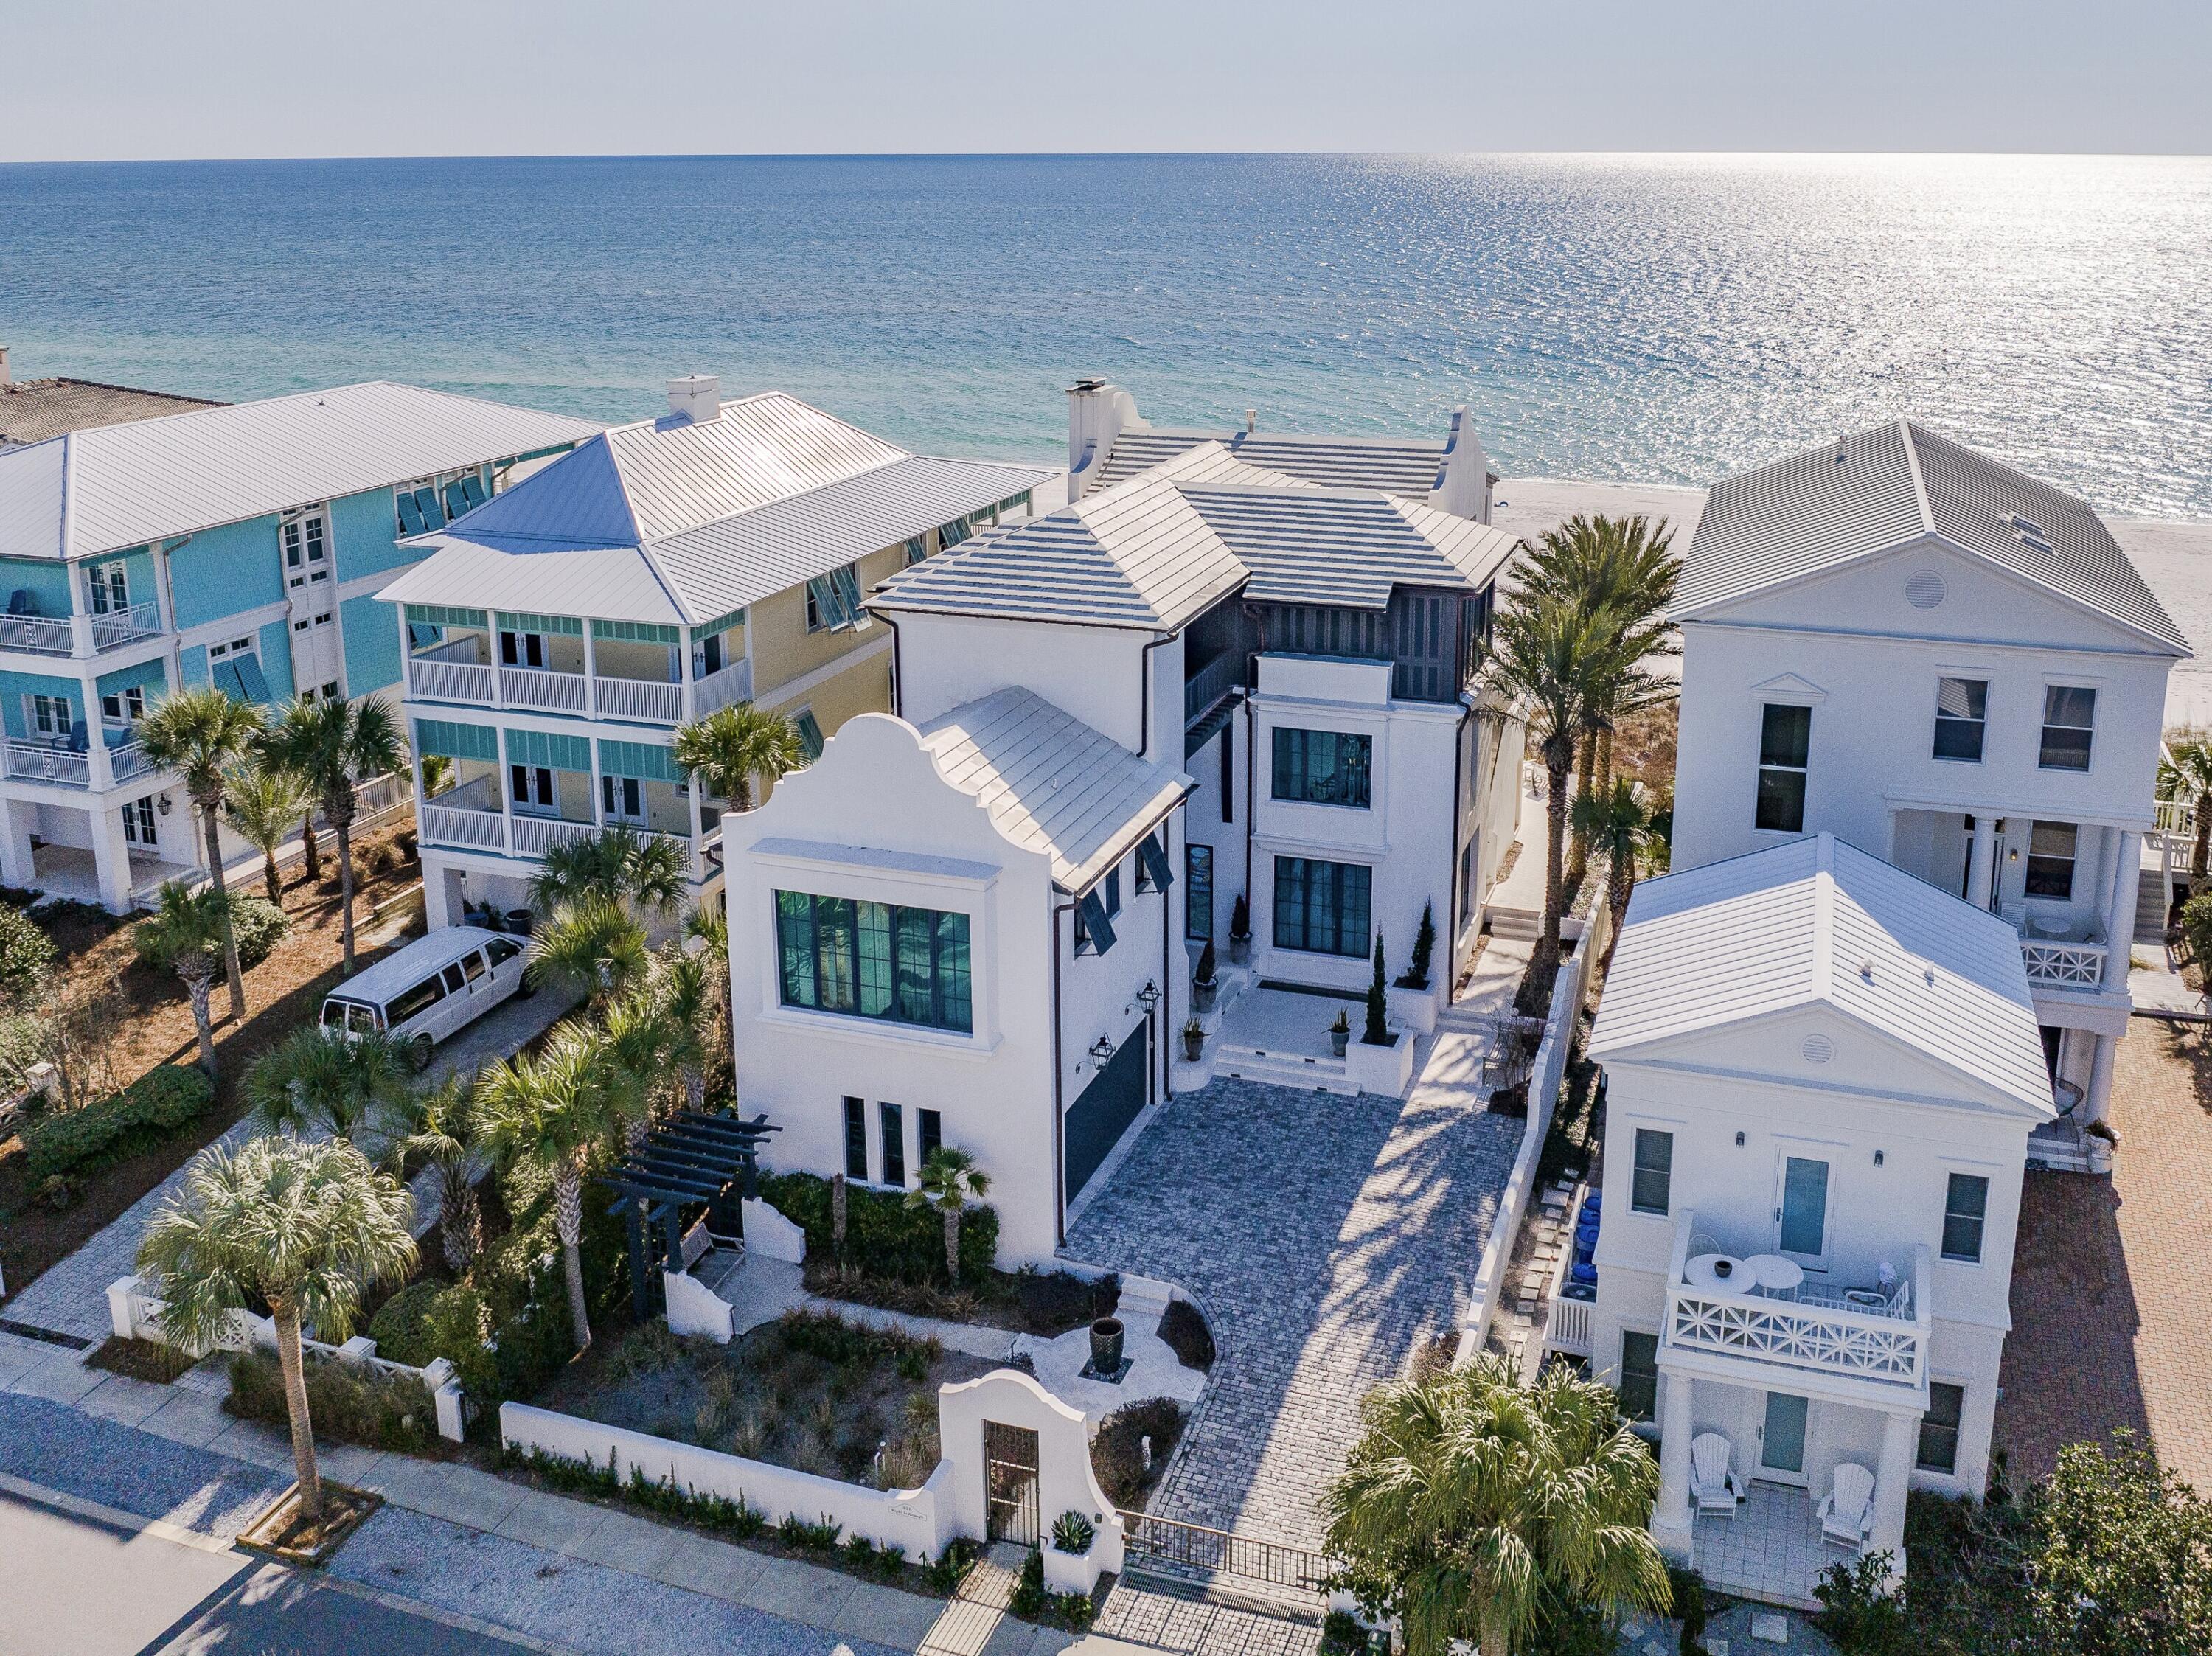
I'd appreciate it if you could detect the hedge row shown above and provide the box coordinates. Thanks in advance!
[21,1065,214,1180]
[756,1170,998,1285]
[131,894,289,973]
[226,1346,439,1453]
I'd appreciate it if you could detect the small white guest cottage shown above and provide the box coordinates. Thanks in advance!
[1585,832,2051,1605]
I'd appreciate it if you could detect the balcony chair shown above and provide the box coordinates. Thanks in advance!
[7,590,38,616]
[1817,1462,1877,1550]
[1689,1433,1742,1517]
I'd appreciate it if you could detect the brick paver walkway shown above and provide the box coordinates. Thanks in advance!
[1996,1017,2212,1491]
[1064,1051,1521,1551]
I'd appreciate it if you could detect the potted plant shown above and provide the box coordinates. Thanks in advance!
[1388,903,1441,1035]
[1393,902,1436,990]
[1182,1016,1206,1062]
[1090,1315,1125,1374]
[1329,1008,1351,1058]
[1051,1509,1096,1556]
[1228,894,1252,965]
[1363,933,1391,1046]
[1192,939,1219,1015]
[2085,1117,2118,1174]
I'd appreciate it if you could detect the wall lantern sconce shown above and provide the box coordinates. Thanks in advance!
[156,794,173,815]
[1735,1130,1745,1147]
[1088,1035,1115,1067]
[2008,846,2020,863]
[1135,981,1161,1010]
[1874,1149,1885,1166]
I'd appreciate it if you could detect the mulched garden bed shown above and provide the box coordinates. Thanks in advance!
[804,1259,1120,1337]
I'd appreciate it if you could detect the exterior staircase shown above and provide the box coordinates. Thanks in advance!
[1486,904,1543,942]
[1214,1040,1357,1096]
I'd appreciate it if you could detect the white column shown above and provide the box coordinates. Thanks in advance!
[2104,829,2142,987]
[582,625,599,719]
[91,802,135,914]
[1871,1408,1918,1587]
[1652,1371,1696,1561]
[1965,815,1997,911]
[2084,1030,2118,1127]
[0,797,35,888]
[680,628,698,723]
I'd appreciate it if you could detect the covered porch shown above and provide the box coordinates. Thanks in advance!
[400,604,752,725]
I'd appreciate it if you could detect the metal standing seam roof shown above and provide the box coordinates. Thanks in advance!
[385,391,1053,627]
[0,380,602,563]
[1092,426,1448,496]
[1587,832,2053,1118]
[919,686,1194,891]
[1678,420,2190,656]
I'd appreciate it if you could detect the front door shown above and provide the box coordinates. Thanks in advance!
[1776,1154,1831,1267]
[1759,1391,1809,1483]
[983,1421,1040,1546]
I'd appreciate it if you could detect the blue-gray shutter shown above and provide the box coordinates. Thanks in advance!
[1078,890,1118,956]
[1138,832,1174,893]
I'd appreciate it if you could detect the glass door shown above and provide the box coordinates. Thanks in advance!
[1759,1391,1809,1483]
[1776,1154,1831,1265]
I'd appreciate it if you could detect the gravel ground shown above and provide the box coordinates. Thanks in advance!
[0,1390,283,1540]
[332,1505,911,1656]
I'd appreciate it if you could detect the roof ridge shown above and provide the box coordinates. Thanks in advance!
[1811,831,1836,995]
[1899,418,1935,539]
[56,431,75,560]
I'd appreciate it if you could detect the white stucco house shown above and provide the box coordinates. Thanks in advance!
[720,389,1526,1259]
[1668,421,2189,1164]
[1585,832,2053,1604]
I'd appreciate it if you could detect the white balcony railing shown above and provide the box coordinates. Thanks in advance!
[498,665,588,714]
[90,602,162,650]
[419,803,507,853]
[597,676,684,723]
[108,740,157,784]
[692,657,754,717]
[2020,939,2109,987]
[1661,1212,1929,1391]
[5,742,91,787]
[417,793,698,875]
[407,655,495,703]
[1549,1295,1593,1357]
[0,614,75,655]
[510,813,601,859]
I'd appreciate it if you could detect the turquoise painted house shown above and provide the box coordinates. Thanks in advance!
[0,381,597,911]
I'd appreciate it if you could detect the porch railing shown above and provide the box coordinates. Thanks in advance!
[597,676,684,723]
[4,742,90,787]
[1117,1509,1333,1596]
[2019,938,2109,987]
[90,601,162,650]
[511,813,600,859]
[0,614,74,655]
[420,802,507,852]
[407,655,495,703]
[1183,650,1245,723]
[498,664,588,714]
[692,657,754,716]
[417,796,698,874]
[108,740,156,784]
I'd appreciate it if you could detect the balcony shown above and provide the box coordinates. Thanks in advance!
[2011,913,2112,989]
[89,602,162,650]
[403,636,723,726]
[499,664,588,714]
[5,742,90,787]
[417,777,699,874]
[406,640,496,703]
[596,675,683,723]
[0,601,164,658]
[108,740,156,785]
[1661,1211,1930,1395]
[0,613,75,655]
[692,657,754,717]
[1184,649,1245,724]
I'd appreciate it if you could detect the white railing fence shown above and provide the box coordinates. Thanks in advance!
[107,740,156,784]
[5,742,90,787]
[597,676,684,723]
[90,602,161,650]
[511,814,600,859]
[2020,939,2107,987]
[498,664,588,713]
[692,657,754,716]
[407,655,495,703]
[0,613,74,655]
[421,801,508,852]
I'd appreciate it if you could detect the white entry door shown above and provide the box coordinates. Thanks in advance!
[283,508,344,699]
[1758,1391,1811,1485]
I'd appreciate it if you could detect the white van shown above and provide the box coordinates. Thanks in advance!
[321,925,531,1060]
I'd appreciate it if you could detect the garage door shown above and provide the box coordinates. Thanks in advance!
[1064,1018,1151,1203]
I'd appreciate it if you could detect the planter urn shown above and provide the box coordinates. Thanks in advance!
[1193,978,1218,1015]
[1228,934,1251,967]
[1330,1026,1350,1058]
[1089,1316,1125,1374]
[1183,1026,1206,1062]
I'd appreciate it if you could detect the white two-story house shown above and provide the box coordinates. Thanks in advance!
[1586,832,2053,1606]
[723,403,1523,1262]
[379,377,1050,929]
[1669,422,2188,1163]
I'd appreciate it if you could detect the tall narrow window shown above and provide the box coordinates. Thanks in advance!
[880,1102,905,1188]
[1220,724,1234,824]
[2039,685,2096,771]
[2025,822,2077,900]
[1618,1331,1659,1424]
[1941,1173,1989,1264]
[1918,1382,1965,1473]
[1630,1128,1673,1216]
[918,1108,942,1167]
[842,1096,867,1181]
[1778,1155,1830,1259]
[1273,857,1371,957]
[1933,678,1987,762]
[1756,704,1811,832]
[1186,844,1215,942]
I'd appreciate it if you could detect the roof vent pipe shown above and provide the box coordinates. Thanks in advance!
[1245,408,1256,435]
[0,344,10,386]
[667,375,721,425]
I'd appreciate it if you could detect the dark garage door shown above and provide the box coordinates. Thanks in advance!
[1065,1018,1151,1202]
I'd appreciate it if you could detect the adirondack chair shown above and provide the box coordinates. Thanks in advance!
[1688,1433,1742,1517]
[1818,1461,1877,1549]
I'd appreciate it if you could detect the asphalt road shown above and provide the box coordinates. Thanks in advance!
[0,1488,547,1656]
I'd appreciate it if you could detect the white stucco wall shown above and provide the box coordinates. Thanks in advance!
[894,613,1166,759]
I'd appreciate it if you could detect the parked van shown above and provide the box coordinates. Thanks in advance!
[321,926,531,1060]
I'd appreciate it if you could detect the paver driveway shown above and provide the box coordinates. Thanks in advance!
[1064,1042,1520,1551]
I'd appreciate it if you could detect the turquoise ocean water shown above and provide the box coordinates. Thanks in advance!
[2,153,2208,516]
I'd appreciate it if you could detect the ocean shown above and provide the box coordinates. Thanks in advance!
[2,153,2209,517]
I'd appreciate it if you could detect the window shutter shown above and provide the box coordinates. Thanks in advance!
[1077,890,1118,956]
[1138,832,1175,893]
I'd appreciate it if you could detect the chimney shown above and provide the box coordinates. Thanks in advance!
[1428,406,1495,524]
[0,345,11,387]
[1245,408,1256,436]
[667,374,721,425]
[1065,380,1141,499]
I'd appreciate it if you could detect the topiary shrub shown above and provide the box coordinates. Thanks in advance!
[1091,1396,1184,1507]
[20,1065,214,1180]
[1158,1298,1215,1371]
[133,894,288,973]
[757,1170,998,1284]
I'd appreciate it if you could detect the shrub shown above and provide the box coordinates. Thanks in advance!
[1050,1509,1096,1554]
[1091,1396,1185,1507]
[1009,1548,1047,1617]
[777,1512,843,1552]
[1813,1551,1906,1653]
[757,1170,998,1284]
[38,1173,77,1210]
[20,1064,214,1180]
[1159,1298,1215,1370]
[133,893,288,973]
[922,1537,978,1596]
[0,1008,52,1092]
[225,1346,439,1453]
[0,903,56,1009]
[1667,1565,1708,1653]
[1320,1610,1369,1656]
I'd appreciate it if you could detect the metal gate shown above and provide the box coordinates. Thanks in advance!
[984,1421,1040,1546]
[1119,1509,1334,1597]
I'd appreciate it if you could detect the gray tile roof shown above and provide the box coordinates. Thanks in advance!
[0,376,222,448]
[1679,420,2189,655]
[919,686,1193,891]
[1093,427,1446,496]
[1185,484,1518,608]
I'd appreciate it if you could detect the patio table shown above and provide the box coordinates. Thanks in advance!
[1684,1253,1747,1290]
[1743,1253,1805,1295]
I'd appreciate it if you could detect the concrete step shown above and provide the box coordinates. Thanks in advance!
[1487,905,1543,942]
[1215,1044,1359,1096]
[1116,1273,1179,1319]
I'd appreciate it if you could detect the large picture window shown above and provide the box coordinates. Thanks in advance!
[1756,703,1811,832]
[776,891,972,1033]
[1271,727,1373,807]
[1273,857,1371,958]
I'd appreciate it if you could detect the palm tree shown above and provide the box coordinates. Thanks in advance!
[136,881,232,1076]
[656,946,716,1116]
[1571,779,1666,923]
[600,988,671,1150]
[526,895,651,1011]
[671,702,804,812]
[1325,1354,1669,1656]
[400,1077,486,1273]
[474,1024,627,1351]
[2158,732,2212,877]
[137,686,265,1020]
[244,1023,416,1154]
[684,905,731,1068]
[526,824,686,919]
[224,757,315,904]
[137,1135,415,1525]
[1483,596,1658,1010]
[263,693,406,975]
[905,1147,992,1283]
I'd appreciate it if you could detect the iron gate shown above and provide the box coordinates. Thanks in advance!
[984,1421,1040,1545]
[1119,1509,1334,1596]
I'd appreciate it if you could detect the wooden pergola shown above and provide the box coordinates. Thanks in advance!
[597,1110,780,1317]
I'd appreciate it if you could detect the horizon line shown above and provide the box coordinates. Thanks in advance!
[5,147,2211,167]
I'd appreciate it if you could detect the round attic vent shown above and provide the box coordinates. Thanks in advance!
[1801,1034,1835,1065]
[1905,571,1947,610]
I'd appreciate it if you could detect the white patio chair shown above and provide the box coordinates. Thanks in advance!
[1688,1433,1742,1517]
[1817,1461,1877,1550]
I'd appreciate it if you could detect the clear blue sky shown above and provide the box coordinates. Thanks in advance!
[4,0,2208,161]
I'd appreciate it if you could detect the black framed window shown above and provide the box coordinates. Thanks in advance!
[1273,857,1371,957]
[2039,685,2095,771]
[1933,678,1987,762]
[1186,844,1214,942]
[1631,1128,1673,1216]
[1756,704,1811,832]
[1619,1331,1659,1424]
[1918,1382,1965,1472]
[2025,822,2076,900]
[918,1108,942,1167]
[880,1102,905,1188]
[1220,724,1234,824]
[843,1096,867,1181]
[1941,1172,1989,1264]
[1105,864,1122,918]
[777,892,971,1033]
[1272,727,1374,807]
